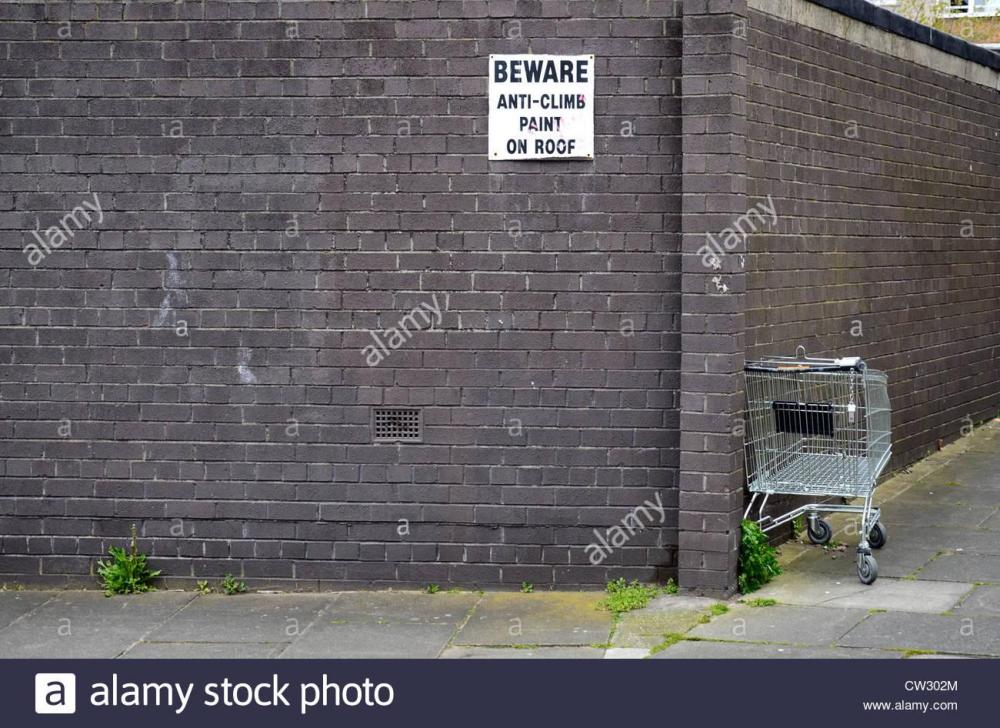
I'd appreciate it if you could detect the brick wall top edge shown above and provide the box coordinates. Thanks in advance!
[777,0,1000,72]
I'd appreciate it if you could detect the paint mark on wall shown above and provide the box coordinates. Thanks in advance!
[237,347,257,384]
[154,252,184,327]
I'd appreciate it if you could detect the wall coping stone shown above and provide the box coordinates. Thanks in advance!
[752,0,1000,88]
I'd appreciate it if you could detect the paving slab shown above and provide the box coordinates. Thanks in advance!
[281,591,478,659]
[604,648,648,659]
[861,525,1000,556]
[146,593,331,644]
[966,431,1000,454]
[880,503,997,529]
[751,573,970,613]
[953,585,1000,616]
[838,612,1000,656]
[890,487,1000,508]
[976,510,1000,532]
[912,453,1000,485]
[687,605,868,646]
[120,641,286,659]
[915,552,1000,583]
[452,592,611,647]
[651,640,899,659]
[611,594,720,649]
[0,591,54,630]
[786,544,938,580]
[0,591,194,658]
[440,646,603,659]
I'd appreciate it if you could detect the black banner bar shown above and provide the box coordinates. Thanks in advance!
[6,659,988,726]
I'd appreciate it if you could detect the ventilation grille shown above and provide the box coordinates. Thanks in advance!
[372,407,422,442]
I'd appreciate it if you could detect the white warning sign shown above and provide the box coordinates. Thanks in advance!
[488,54,594,160]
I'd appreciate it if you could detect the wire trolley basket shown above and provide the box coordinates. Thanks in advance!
[743,346,892,584]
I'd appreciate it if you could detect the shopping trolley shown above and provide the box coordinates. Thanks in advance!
[742,346,892,584]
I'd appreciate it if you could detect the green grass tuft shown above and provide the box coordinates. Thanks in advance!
[649,633,685,655]
[902,648,937,658]
[599,578,678,615]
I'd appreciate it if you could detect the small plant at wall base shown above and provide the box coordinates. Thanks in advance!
[220,574,247,595]
[96,524,161,597]
[738,519,782,594]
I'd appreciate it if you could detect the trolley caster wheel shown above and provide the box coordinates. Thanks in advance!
[807,518,832,545]
[868,522,887,550]
[858,555,878,585]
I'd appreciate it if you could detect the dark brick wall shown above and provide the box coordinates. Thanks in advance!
[746,6,1000,471]
[4,0,998,593]
[0,1,682,587]
[678,0,747,595]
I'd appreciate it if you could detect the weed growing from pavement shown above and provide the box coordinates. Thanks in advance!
[220,574,247,595]
[738,520,781,594]
[425,584,440,594]
[649,633,685,655]
[698,603,730,624]
[195,580,212,595]
[744,598,777,607]
[902,649,938,658]
[600,578,678,615]
[520,582,534,593]
[97,524,160,597]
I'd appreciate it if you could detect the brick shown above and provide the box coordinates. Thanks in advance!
[3,0,993,595]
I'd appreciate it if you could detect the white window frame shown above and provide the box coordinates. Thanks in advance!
[942,0,1000,17]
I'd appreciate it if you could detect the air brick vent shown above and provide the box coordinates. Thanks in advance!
[372,408,422,442]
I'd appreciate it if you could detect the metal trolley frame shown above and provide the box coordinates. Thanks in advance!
[742,347,892,584]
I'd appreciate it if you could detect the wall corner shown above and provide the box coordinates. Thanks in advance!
[678,0,749,596]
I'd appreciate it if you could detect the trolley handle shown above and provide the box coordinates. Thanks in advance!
[745,345,866,373]
[744,362,864,373]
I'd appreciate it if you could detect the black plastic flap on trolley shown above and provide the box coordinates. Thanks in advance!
[772,401,835,438]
